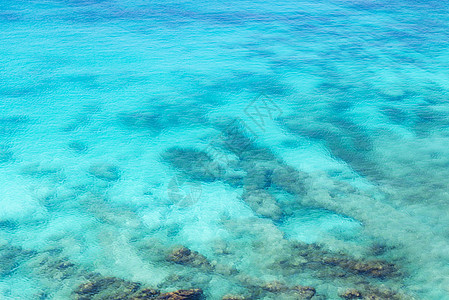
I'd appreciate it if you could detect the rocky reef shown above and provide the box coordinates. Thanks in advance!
[276,242,400,280]
[339,285,404,300]
[162,147,223,182]
[241,189,283,220]
[167,246,213,270]
[73,276,203,300]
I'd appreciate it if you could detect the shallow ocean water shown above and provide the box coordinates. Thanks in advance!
[1,0,449,299]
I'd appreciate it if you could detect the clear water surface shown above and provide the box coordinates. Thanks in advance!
[1,0,449,299]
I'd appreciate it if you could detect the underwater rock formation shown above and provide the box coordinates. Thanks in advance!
[291,286,316,299]
[280,114,379,180]
[73,277,141,300]
[321,257,398,279]
[0,243,34,276]
[29,254,79,281]
[73,276,203,300]
[218,120,306,195]
[339,289,362,299]
[167,246,212,270]
[162,147,223,181]
[270,165,305,195]
[247,281,317,300]
[261,281,290,293]
[272,241,400,282]
[89,164,120,181]
[221,295,246,300]
[338,286,403,300]
[242,189,282,220]
[130,288,161,299]
[157,289,203,300]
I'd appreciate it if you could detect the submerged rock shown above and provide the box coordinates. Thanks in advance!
[0,243,34,276]
[242,189,283,220]
[157,289,203,300]
[362,285,403,300]
[339,285,404,300]
[89,164,120,181]
[167,246,212,270]
[271,165,305,195]
[163,147,222,181]
[130,288,161,299]
[73,277,141,300]
[243,165,273,190]
[73,275,204,300]
[292,286,316,299]
[219,120,257,157]
[278,242,400,282]
[261,281,289,293]
[322,257,398,278]
[339,289,362,299]
[247,281,317,300]
[222,295,246,300]
[29,254,79,281]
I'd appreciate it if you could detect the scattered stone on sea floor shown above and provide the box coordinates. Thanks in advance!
[284,241,400,279]
[261,281,289,293]
[243,164,274,190]
[222,295,246,300]
[291,285,316,299]
[369,242,388,256]
[162,147,222,181]
[339,289,363,299]
[167,246,212,270]
[270,165,305,195]
[130,288,161,299]
[234,274,265,289]
[73,277,141,300]
[0,243,34,276]
[246,281,318,300]
[213,262,238,276]
[322,257,398,278]
[73,275,203,300]
[218,121,307,197]
[218,120,256,157]
[362,285,403,300]
[212,240,232,255]
[242,189,283,220]
[337,285,405,300]
[29,254,78,281]
[89,163,120,181]
[156,289,203,300]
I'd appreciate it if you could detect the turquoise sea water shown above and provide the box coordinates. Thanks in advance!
[1,0,449,299]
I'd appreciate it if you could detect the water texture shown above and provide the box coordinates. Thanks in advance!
[1,0,449,299]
